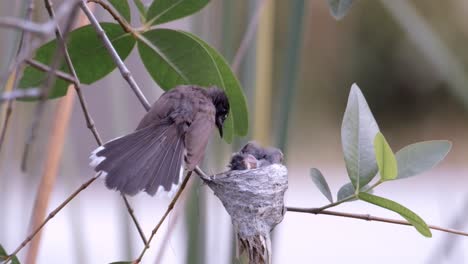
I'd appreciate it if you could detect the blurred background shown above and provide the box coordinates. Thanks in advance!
[1,0,468,263]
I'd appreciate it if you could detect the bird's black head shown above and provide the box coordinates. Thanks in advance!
[207,87,230,138]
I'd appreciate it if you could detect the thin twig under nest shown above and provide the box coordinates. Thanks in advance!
[203,163,288,264]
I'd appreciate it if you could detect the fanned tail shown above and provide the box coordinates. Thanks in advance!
[89,123,185,196]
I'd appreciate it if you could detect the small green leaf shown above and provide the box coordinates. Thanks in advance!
[19,23,135,99]
[327,0,355,20]
[337,182,356,201]
[358,192,432,237]
[146,0,210,25]
[310,168,333,203]
[0,244,20,264]
[341,83,380,190]
[396,140,452,179]
[337,182,374,202]
[374,132,398,181]
[109,0,131,22]
[137,29,248,142]
[134,0,147,22]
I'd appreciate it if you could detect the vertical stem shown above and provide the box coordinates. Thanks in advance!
[25,90,76,264]
[277,0,306,152]
[24,5,85,263]
[254,0,274,146]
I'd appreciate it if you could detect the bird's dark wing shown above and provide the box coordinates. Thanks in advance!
[184,111,215,170]
[90,122,184,196]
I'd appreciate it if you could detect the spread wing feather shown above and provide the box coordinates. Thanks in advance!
[92,123,184,196]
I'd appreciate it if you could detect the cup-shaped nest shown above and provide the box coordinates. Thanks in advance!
[204,164,288,264]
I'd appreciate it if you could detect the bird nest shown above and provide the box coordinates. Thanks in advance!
[203,163,288,264]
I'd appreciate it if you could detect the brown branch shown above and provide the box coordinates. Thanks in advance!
[79,0,151,111]
[0,0,35,154]
[25,59,77,83]
[45,0,148,246]
[286,207,468,237]
[21,2,81,171]
[3,174,101,263]
[134,171,193,264]
[43,0,103,147]
[87,0,131,33]
[121,194,148,245]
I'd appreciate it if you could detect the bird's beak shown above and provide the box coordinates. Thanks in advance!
[216,117,224,138]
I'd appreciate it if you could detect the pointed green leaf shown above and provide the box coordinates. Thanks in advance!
[310,168,333,203]
[19,23,135,99]
[341,83,380,190]
[327,0,355,20]
[358,192,432,237]
[0,244,20,264]
[109,0,131,22]
[134,0,147,22]
[147,0,210,26]
[374,132,398,181]
[396,140,452,179]
[137,29,248,142]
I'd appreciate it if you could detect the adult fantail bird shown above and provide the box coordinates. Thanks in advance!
[89,85,230,196]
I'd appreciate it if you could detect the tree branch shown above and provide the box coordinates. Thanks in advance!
[0,0,35,155]
[44,0,148,246]
[121,194,148,245]
[79,0,151,111]
[21,1,81,171]
[25,59,76,83]
[286,206,468,237]
[3,174,101,263]
[0,16,55,35]
[134,171,193,264]
[0,88,41,102]
[87,0,131,33]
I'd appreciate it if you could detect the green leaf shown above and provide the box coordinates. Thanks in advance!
[374,132,398,181]
[337,182,356,201]
[341,83,380,190]
[327,0,355,20]
[396,140,452,179]
[137,29,248,142]
[310,168,333,203]
[358,192,432,237]
[0,244,6,257]
[19,23,135,99]
[109,0,131,22]
[134,0,147,22]
[146,0,210,25]
[0,244,20,264]
[337,182,374,202]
